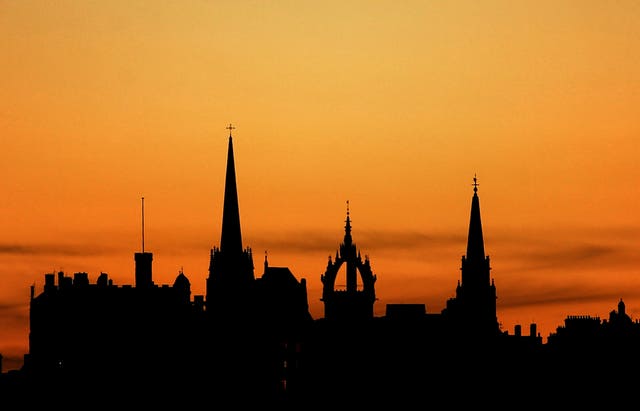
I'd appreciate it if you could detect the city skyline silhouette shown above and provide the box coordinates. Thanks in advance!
[2,129,639,407]
[2,2,640,406]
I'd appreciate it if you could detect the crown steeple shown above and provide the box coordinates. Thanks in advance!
[321,201,377,321]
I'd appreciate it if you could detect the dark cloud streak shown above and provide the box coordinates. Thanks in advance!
[509,244,623,271]
[249,229,465,254]
[0,302,27,313]
[499,287,626,309]
[0,243,123,257]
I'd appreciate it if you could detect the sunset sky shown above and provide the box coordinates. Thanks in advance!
[2,0,640,372]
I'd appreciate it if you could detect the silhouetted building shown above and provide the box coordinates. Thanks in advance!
[13,127,312,406]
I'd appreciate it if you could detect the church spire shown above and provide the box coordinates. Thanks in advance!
[219,123,243,255]
[207,124,255,312]
[445,174,497,335]
[466,174,485,261]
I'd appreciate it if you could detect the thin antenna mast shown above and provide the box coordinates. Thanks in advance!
[141,196,145,253]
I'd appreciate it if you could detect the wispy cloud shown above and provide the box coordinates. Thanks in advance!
[359,230,465,250]
[249,229,465,254]
[0,243,124,257]
[486,225,640,272]
[497,283,635,310]
[0,302,27,313]
[484,229,640,311]
[504,243,628,272]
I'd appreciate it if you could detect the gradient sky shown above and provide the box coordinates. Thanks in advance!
[2,0,640,372]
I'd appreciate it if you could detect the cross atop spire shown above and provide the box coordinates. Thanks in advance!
[226,123,235,137]
[472,173,479,194]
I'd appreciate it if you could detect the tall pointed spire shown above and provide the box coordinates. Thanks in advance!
[466,174,485,261]
[446,173,497,336]
[219,124,243,255]
[207,123,255,313]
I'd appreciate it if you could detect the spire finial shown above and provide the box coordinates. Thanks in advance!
[472,174,479,194]
[226,123,235,137]
[344,200,352,240]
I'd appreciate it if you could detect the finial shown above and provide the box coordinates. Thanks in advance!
[344,200,352,238]
[472,174,479,194]
[226,123,235,137]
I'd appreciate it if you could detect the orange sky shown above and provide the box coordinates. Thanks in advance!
[2,0,640,372]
